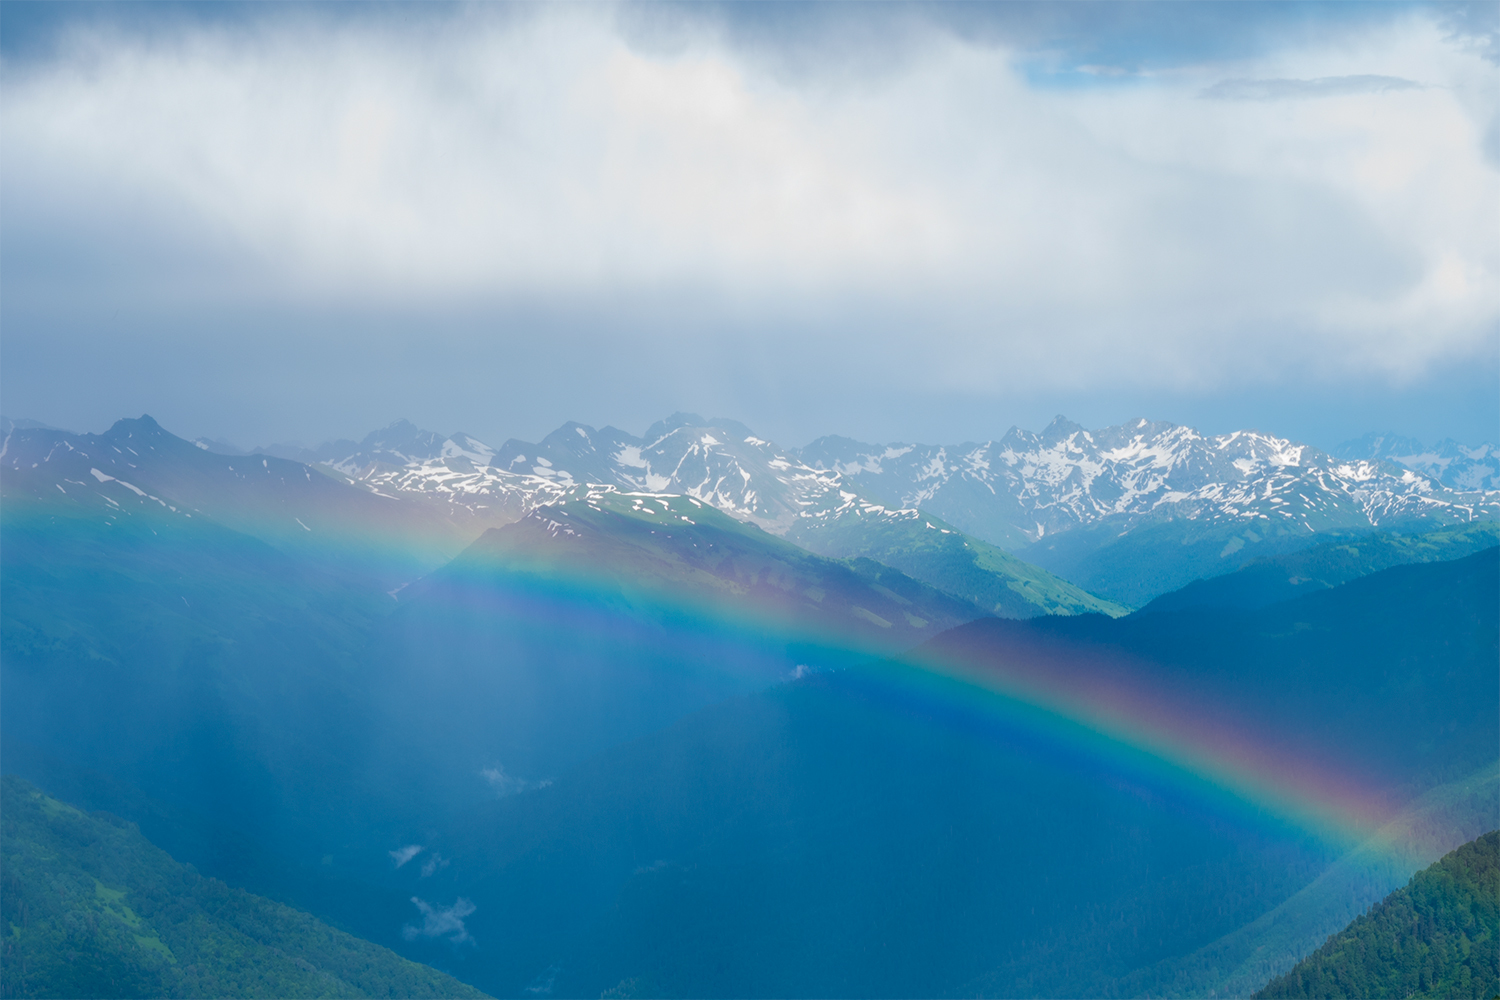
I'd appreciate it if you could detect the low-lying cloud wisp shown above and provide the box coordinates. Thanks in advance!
[389,844,422,868]
[403,897,476,944]
[482,764,551,798]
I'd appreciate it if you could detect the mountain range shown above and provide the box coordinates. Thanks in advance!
[183,412,1499,606]
[1334,432,1500,492]
[0,416,1118,617]
[11,412,1491,610]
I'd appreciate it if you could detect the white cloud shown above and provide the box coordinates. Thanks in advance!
[402,896,476,943]
[389,844,422,868]
[2,6,1495,395]
[481,764,549,797]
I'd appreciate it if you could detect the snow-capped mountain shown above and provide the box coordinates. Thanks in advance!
[444,482,986,652]
[283,413,842,536]
[262,413,1498,562]
[237,420,572,527]
[252,419,466,470]
[279,419,1130,616]
[1333,432,1500,492]
[797,416,1497,550]
[1,416,486,585]
[257,411,1497,605]
[793,416,1499,604]
[41,412,1494,607]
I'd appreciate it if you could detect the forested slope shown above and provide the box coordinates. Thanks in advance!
[0,776,488,1000]
[1255,831,1499,999]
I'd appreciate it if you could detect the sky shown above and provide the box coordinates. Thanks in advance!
[2,1,1497,452]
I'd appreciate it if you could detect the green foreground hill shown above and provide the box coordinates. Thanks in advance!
[0,776,488,1000]
[1255,831,1499,999]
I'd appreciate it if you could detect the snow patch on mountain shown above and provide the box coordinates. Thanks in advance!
[1334,432,1500,492]
[250,414,1497,558]
[797,416,1497,549]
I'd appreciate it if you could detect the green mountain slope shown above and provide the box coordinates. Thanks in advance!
[1015,518,1363,609]
[1255,831,1499,1000]
[786,496,1127,617]
[1139,522,1500,615]
[0,776,488,1000]
[446,485,991,651]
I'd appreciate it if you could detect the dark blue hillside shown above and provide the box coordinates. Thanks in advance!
[394,671,1345,998]
[925,548,1499,800]
[344,489,989,807]
[363,550,1499,997]
[1136,522,1499,615]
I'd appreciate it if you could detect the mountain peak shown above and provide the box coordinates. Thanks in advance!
[343,419,446,465]
[1039,415,1088,443]
[538,421,615,459]
[0,416,67,435]
[644,412,709,443]
[1333,430,1500,490]
[706,416,757,440]
[104,414,172,442]
[358,418,424,444]
[1333,431,1427,460]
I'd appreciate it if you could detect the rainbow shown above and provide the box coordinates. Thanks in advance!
[7,472,1430,853]
[890,644,1396,845]
[441,523,1404,853]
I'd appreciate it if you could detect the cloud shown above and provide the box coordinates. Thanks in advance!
[0,4,1495,437]
[402,897,476,944]
[480,766,525,796]
[1200,74,1424,100]
[389,844,422,868]
[1435,2,1500,66]
[420,853,450,878]
[523,963,560,997]
[482,765,550,798]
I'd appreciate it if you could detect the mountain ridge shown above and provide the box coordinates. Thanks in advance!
[1136,521,1500,615]
[1334,431,1500,492]
[3,415,1117,618]
[192,412,1498,605]
[8,412,1496,609]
